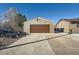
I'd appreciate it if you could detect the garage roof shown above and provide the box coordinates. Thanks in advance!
[25,17,54,24]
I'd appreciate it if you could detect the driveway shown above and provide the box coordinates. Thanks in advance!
[48,34,79,55]
[0,33,79,55]
[0,33,66,55]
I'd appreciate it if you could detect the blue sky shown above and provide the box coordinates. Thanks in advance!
[0,3,79,24]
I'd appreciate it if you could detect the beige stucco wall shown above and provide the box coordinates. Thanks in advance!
[56,20,70,33]
[70,22,79,33]
[23,18,54,33]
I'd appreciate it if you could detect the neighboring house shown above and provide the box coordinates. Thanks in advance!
[24,17,54,33]
[55,18,79,33]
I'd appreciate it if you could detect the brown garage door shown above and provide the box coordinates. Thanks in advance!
[30,25,50,33]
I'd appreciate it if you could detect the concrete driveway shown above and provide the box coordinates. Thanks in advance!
[48,34,79,55]
[0,33,79,55]
[0,33,66,55]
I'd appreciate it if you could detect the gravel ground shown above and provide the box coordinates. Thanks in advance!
[0,37,21,49]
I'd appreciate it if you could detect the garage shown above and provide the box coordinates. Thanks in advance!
[30,25,50,33]
[24,17,54,33]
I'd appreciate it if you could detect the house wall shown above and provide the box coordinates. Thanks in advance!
[70,23,79,29]
[56,20,79,33]
[70,22,79,33]
[24,19,54,33]
[56,20,70,33]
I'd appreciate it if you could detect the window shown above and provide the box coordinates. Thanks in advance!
[77,23,79,27]
[54,28,64,33]
[61,28,64,32]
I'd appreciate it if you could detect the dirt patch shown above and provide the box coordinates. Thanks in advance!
[0,37,21,49]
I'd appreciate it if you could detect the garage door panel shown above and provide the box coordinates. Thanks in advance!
[30,25,50,33]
